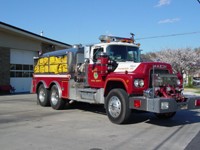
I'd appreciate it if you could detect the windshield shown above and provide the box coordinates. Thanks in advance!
[106,45,140,62]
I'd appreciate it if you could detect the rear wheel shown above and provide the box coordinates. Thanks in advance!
[50,85,66,110]
[154,112,176,119]
[105,88,131,124]
[37,84,50,107]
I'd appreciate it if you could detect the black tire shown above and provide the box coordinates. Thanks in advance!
[105,88,131,124]
[37,84,50,107]
[154,112,176,119]
[50,85,66,110]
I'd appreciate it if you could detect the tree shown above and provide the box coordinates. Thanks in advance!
[144,48,200,76]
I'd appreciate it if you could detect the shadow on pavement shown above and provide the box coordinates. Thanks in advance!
[144,110,200,127]
[64,102,200,127]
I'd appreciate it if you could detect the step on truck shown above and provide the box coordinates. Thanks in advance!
[32,34,200,124]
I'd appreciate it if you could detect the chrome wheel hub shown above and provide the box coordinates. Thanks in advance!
[108,96,121,118]
[51,91,59,105]
[39,90,45,102]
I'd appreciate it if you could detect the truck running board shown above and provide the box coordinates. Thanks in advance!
[76,88,104,104]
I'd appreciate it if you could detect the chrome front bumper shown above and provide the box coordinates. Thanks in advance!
[129,95,200,113]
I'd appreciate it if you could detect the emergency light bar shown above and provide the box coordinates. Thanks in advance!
[99,35,134,43]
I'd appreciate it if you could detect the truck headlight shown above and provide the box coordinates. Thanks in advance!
[134,79,144,87]
[139,80,144,87]
[134,79,139,87]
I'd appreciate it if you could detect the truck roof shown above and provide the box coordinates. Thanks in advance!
[40,48,84,57]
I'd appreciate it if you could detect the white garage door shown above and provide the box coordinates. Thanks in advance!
[10,49,38,93]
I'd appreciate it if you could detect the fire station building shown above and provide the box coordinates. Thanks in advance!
[0,22,71,93]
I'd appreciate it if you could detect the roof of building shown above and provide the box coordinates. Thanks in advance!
[0,21,71,48]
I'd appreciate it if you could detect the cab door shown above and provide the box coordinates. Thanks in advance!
[88,47,105,88]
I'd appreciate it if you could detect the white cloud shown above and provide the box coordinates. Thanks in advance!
[158,18,180,24]
[155,0,171,7]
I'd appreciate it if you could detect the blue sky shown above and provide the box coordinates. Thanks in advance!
[0,0,200,52]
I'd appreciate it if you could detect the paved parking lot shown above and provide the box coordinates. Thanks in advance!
[0,94,200,150]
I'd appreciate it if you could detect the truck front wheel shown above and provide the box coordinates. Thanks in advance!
[37,84,50,107]
[105,88,131,124]
[50,85,66,110]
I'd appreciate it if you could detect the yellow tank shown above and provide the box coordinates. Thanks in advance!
[34,55,68,74]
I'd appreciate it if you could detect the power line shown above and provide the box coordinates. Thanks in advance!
[135,31,200,40]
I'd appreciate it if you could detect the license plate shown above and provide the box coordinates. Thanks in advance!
[179,104,188,110]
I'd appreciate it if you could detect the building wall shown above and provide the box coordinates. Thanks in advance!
[0,30,42,51]
[0,30,57,86]
[41,43,55,54]
[0,30,58,54]
[0,27,69,92]
[0,31,41,87]
[0,47,10,85]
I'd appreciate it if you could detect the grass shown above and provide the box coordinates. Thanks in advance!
[195,90,200,94]
[184,87,200,94]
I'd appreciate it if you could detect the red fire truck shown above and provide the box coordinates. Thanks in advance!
[32,34,200,124]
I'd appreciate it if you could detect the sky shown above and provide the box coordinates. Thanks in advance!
[0,0,200,53]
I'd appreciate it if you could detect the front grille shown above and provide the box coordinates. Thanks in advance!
[149,69,169,88]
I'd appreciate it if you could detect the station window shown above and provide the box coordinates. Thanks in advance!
[10,64,33,78]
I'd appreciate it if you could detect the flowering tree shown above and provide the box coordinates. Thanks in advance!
[143,48,200,75]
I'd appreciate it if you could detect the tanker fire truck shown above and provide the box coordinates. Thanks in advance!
[32,34,200,124]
